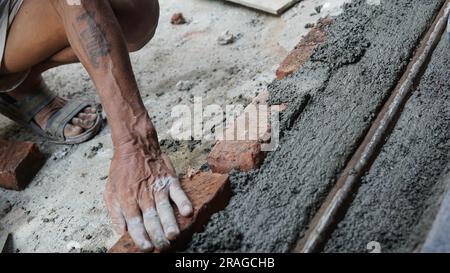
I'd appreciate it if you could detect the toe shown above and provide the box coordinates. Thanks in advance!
[72,117,83,127]
[84,107,97,114]
[78,113,97,122]
[76,113,97,129]
[64,124,84,138]
[36,96,99,139]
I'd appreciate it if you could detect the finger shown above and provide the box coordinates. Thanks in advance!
[110,199,126,234]
[139,188,170,250]
[127,215,154,252]
[169,178,193,217]
[104,186,126,234]
[160,155,192,215]
[154,177,180,241]
[120,200,154,252]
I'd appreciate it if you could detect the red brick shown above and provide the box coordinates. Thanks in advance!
[208,140,265,174]
[207,91,286,174]
[223,91,269,142]
[0,139,45,191]
[109,172,230,253]
[276,18,333,80]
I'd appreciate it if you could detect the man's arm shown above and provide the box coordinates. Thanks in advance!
[50,0,193,251]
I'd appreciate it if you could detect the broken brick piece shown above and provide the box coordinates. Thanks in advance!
[208,140,265,174]
[109,172,230,253]
[223,91,270,142]
[0,139,45,191]
[207,91,286,174]
[276,18,333,80]
[170,12,187,25]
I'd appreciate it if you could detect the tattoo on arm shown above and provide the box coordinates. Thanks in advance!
[76,10,112,68]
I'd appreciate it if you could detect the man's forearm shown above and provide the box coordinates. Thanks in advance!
[51,1,192,251]
[51,0,158,149]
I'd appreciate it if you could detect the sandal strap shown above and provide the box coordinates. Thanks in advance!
[45,100,91,140]
[14,85,56,123]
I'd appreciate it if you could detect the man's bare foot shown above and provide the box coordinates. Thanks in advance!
[34,96,98,138]
[7,73,98,138]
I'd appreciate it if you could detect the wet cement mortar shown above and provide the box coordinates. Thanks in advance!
[0,0,356,253]
[188,0,445,252]
[324,34,450,253]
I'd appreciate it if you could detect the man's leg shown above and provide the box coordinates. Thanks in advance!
[2,0,192,251]
[2,0,158,73]
[1,0,159,137]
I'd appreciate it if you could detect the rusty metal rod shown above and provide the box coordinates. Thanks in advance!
[294,1,450,253]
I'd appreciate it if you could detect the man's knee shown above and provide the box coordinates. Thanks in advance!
[110,0,160,52]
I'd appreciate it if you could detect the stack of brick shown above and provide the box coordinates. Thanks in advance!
[207,91,287,174]
[208,18,333,175]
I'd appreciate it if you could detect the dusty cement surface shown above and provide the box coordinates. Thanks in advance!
[324,34,450,253]
[188,0,444,253]
[0,0,347,252]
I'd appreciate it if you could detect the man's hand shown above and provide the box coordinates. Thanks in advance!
[104,142,193,251]
[51,0,187,251]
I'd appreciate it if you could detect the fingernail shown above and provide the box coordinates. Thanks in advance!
[182,204,193,216]
[140,241,154,252]
[166,226,180,239]
[156,239,170,250]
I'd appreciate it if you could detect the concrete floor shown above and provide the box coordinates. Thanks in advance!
[0,0,349,253]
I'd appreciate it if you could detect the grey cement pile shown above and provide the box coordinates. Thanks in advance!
[188,0,445,252]
[324,34,450,253]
